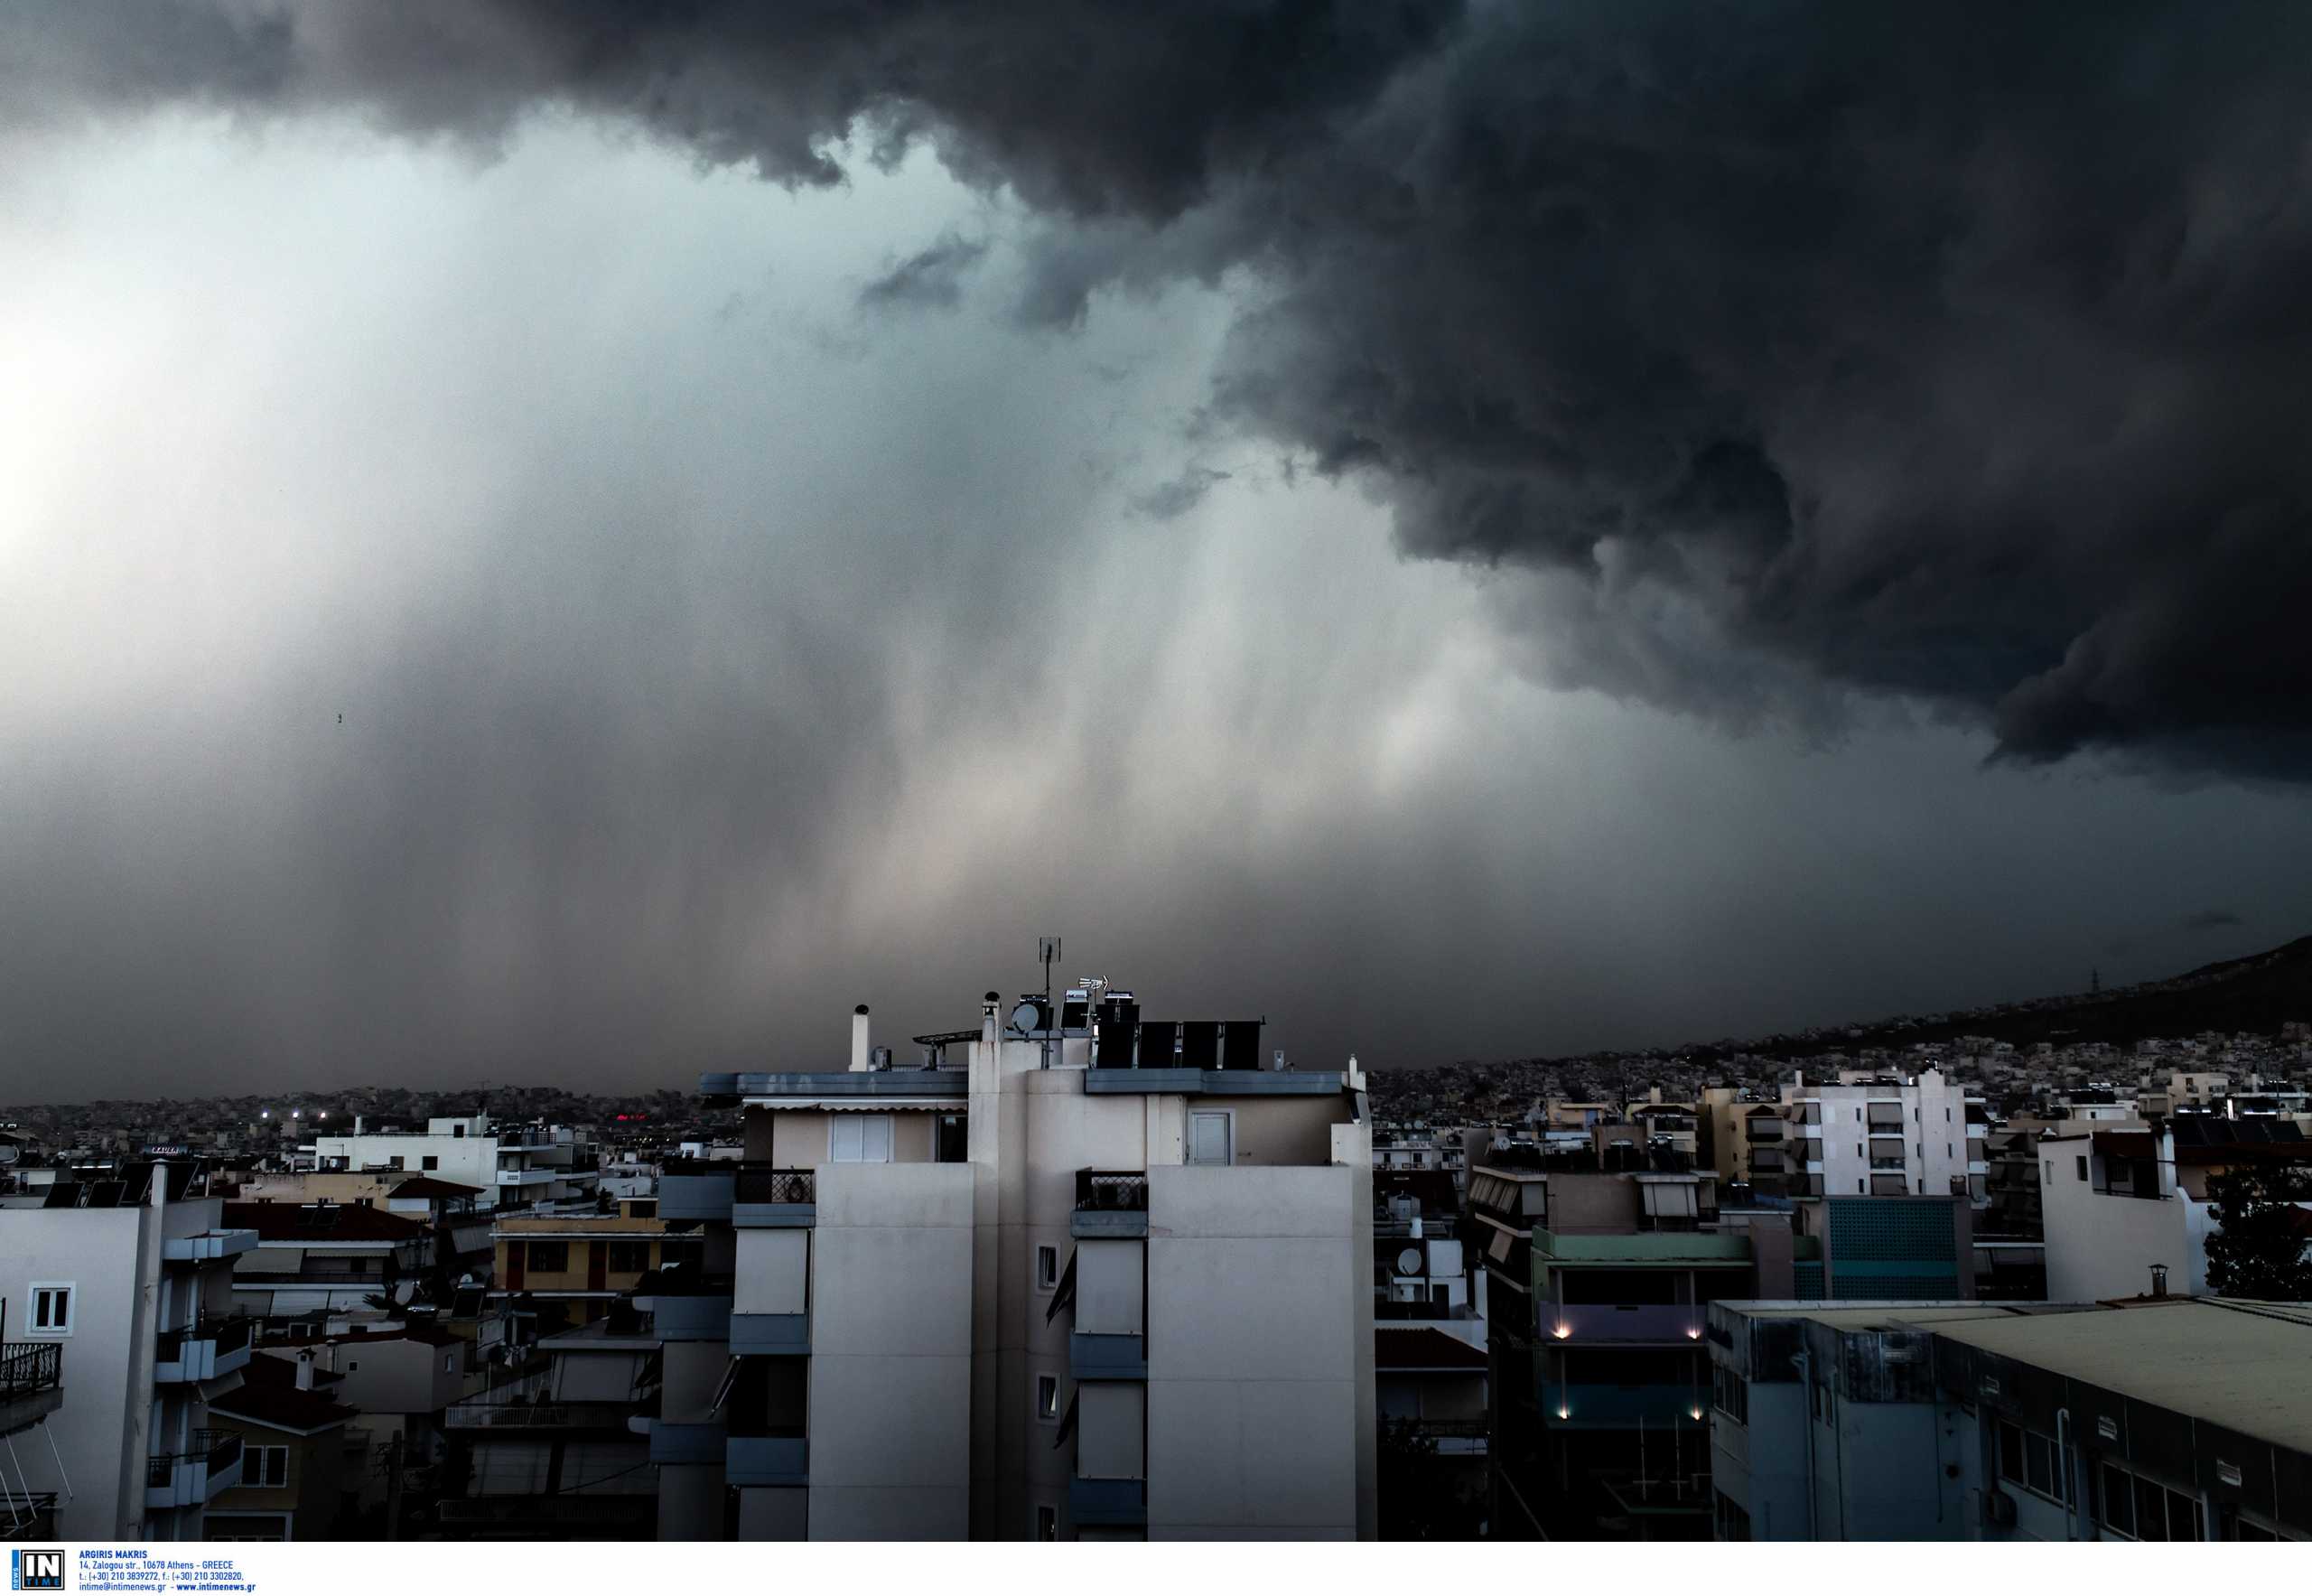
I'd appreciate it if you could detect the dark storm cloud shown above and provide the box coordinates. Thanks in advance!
[2184,908,2244,932]
[13,2,2312,779]
[857,231,987,310]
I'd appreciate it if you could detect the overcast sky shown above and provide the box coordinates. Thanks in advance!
[5,5,2311,1098]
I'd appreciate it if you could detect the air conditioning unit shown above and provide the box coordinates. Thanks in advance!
[1981,1489,2018,1528]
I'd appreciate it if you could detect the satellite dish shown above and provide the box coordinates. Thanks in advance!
[1395,1247,1423,1276]
[1011,1000,1047,1034]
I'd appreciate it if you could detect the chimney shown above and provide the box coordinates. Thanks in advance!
[295,1350,315,1391]
[353,1115,364,1135]
[850,1004,872,1073]
[2149,1264,2169,1300]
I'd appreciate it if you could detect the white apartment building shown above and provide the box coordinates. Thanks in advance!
[1784,1069,1986,1202]
[2038,1120,2312,1302]
[643,987,1377,1541]
[0,1162,258,1539]
[312,1114,599,1210]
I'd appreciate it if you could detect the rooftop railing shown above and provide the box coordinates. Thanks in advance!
[1075,1170,1150,1212]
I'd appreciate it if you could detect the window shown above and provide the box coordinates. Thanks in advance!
[607,1240,651,1274]
[421,1155,439,1171]
[1036,1375,1060,1422]
[1998,1420,2075,1507]
[443,1354,455,1372]
[2093,1464,2203,1541]
[1711,1364,1747,1423]
[1714,1489,1751,1541]
[1036,1504,1058,1541]
[246,1445,289,1489]
[28,1283,73,1337]
[527,1241,570,1272]
[387,1155,405,1171]
[1036,1246,1058,1291]
[2076,1156,2088,1181]
[2044,1160,2053,1183]
[830,1114,894,1163]
[1857,1181,1865,1194]
[1189,1111,1232,1167]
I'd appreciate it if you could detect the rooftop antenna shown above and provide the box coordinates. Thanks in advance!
[1038,937,1061,1071]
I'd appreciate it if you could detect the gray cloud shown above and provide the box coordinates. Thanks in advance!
[9,3,2312,779]
[2184,908,2245,932]
[1130,465,1232,521]
[6,10,2312,1102]
[858,230,987,311]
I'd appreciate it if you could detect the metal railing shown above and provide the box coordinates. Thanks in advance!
[0,1343,61,1400]
[734,1167,815,1205]
[0,1490,59,1541]
[444,1394,646,1430]
[155,1315,252,1360]
[1075,1170,1149,1212]
[147,1432,239,1488]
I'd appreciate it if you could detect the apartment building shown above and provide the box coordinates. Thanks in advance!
[489,1210,667,1329]
[641,987,1375,1541]
[1706,1297,2309,1540]
[312,1115,600,1211]
[441,1309,661,1539]
[2038,1118,2312,1302]
[1785,1069,1987,1202]
[1700,1089,1793,1199]
[0,1162,257,1539]
[1474,1160,1784,1540]
[223,1200,436,1321]
[1,1312,68,1538]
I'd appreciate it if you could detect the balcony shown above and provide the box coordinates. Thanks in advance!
[1069,1476,1146,1528]
[658,1165,736,1223]
[724,1433,808,1487]
[496,1168,558,1188]
[144,1430,241,1509]
[732,1166,816,1229]
[0,1344,64,1439]
[162,1228,258,1265]
[154,1315,252,1383]
[1543,1304,1707,1345]
[645,1419,725,1466]
[1869,1174,1910,1195]
[1869,1157,1907,1172]
[444,1391,648,1432]
[1542,1385,1711,1432]
[0,1490,58,1541]
[648,1292,733,1343]
[1069,1332,1147,1381]
[1073,1169,1149,1239]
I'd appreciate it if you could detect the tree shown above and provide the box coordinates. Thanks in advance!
[1376,1416,1487,1540]
[2203,1163,2312,1300]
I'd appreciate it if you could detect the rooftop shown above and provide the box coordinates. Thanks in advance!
[1926,1298,2312,1453]
[1374,1327,1488,1372]
[223,1201,429,1242]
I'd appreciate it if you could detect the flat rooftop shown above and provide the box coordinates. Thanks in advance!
[1926,1298,2312,1453]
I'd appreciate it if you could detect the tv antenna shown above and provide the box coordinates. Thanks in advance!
[1037,938,1061,1070]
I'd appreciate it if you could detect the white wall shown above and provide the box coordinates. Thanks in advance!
[2040,1141,2195,1301]
[1145,1164,1363,1539]
[734,1229,809,1316]
[0,1205,145,1537]
[806,1162,974,1540]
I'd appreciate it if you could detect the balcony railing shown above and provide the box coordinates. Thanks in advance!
[0,1490,59,1541]
[155,1315,252,1361]
[1543,1303,1707,1344]
[444,1394,648,1431]
[148,1430,242,1488]
[733,1167,815,1206]
[1076,1171,1150,1212]
[0,1343,61,1402]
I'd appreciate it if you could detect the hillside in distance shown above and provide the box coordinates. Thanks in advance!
[1682,933,2312,1066]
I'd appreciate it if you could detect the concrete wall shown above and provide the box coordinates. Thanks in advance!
[1077,1384,1143,1480]
[1145,1164,1365,1539]
[806,1162,974,1539]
